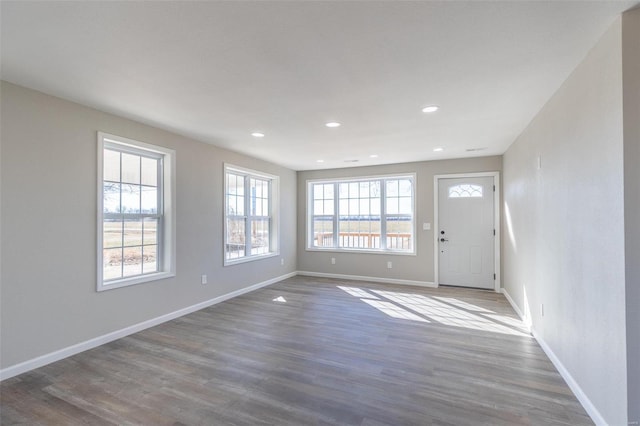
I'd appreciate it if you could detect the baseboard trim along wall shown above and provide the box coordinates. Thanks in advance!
[297,271,436,288]
[500,288,531,328]
[500,288,605,426]
[0,271,297,382]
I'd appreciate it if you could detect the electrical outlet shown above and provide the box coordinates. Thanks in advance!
[201,275,208,285]
[280,258,284,266]
[387,261,393,269]
[331,257,336,265]
[423,223,431,231]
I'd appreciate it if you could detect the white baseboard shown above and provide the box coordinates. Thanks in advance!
[500,288,531,329]
[499,290,605,426]
[0,271,296,382]
[531,329,607,426]
[297,271,436,288]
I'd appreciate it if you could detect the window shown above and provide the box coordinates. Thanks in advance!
[308,175,415,253]
[224,164,278,265]
[448,184,483,198]
[97,133,175,291]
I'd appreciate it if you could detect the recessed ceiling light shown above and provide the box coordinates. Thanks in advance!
[325,122,341,128]
[251,132,265,138]
[433,147,444,152]
[422,105,440,113]
[316,159,325,163]
[369,154,379,158]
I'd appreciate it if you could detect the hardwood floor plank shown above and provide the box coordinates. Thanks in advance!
[1,276,593,425]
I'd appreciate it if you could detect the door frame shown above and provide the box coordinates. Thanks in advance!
[433,172,501,292]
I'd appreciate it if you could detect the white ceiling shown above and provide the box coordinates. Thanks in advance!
[1,1,636,171]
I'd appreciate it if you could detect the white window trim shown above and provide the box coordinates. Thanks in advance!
[97,132,176,291]
[223,163,280,266]
[306,173,417,255]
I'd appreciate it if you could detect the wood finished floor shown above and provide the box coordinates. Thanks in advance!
[0,276,592,426]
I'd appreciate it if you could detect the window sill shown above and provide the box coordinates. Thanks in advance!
[97,271,175,292]
[224,252,279,267]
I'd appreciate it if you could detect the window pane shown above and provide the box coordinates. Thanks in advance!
[386,180,399,197]
[313,217,333,247]
[142,245,157,274]
[121,153,140,184]
[314,184,323,200]
[386,197,398,214]
[123,246,142,277]
[104,149,120,182]
[103,248,122,280]
[103,182,121,213]
[141,157,158,186]
[359,199,370,215]
[124,219,143,247]
[349,182,359,197]
[386,217,413,250]
[226,217,246,259]
[235,194,244,216]
[103,219,122,248]
[121,184,141,214]
[233,174,244,196]
[314,200,324,215]
[339,183,348,198]
[371,198,381,215]
[399,197,412,214]
[349,199,359,215]
[370,182,380,197]
[324,199,334,215]
[338,217,381,249]
[339,199,348,215]
[449,184,483,198]
[399,179,412,196]
[143,218,157,245]
[323,184,333,199]
[141,186,158,214]
[251,219,270,255]
[253,198,263,216]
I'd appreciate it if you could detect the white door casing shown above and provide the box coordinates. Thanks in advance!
[434,173,500,291]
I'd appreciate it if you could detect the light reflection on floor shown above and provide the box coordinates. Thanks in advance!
[338,286,530,337]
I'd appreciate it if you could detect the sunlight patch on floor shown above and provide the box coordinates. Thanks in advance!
[338,286,530,337]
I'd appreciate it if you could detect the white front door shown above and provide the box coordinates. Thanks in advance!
[438,176,495,289]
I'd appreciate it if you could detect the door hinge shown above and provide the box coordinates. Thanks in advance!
[493,229,496,236]
[493,185,495,192]
[494,273,496,280]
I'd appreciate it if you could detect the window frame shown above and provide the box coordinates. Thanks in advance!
[97,132,176,291]
[306,173,417,255]
[224,163,279,266]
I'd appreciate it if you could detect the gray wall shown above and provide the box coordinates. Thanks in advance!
[0,82,297,369]
[623,7,640,423]
[502,20,627,425]
[297,157,502,283]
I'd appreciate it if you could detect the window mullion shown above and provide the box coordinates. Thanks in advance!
[245,176,251,256]
[380,179,387,250]
[333,183,339,248]
[156,157,163,272]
